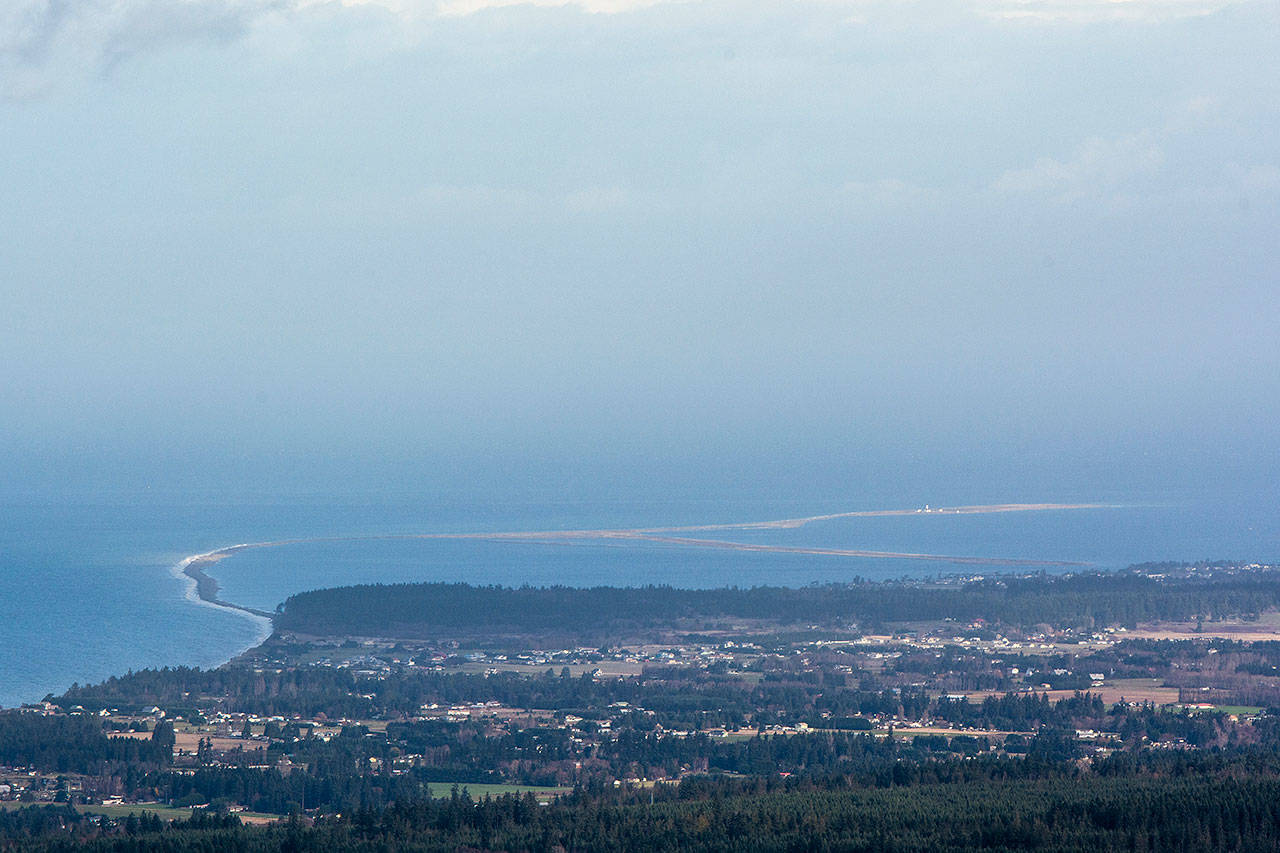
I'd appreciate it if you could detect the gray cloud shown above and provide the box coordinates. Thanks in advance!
[2,0,1277,500]
[0,0,283,97]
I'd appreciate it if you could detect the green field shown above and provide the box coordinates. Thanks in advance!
[718,731,760,742]
[4,789,565,816]
[2,801,279,822]
[427,782,570,801]
[78,803,208,820]
[79,804,280,823]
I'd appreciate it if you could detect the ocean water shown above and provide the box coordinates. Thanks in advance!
[1,490,1277,708]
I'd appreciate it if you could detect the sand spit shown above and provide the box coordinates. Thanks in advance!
[162,502,1101,675]
[177,501,1104,613]
[420,503,1109,551]
[173,546,276,627]
[635,502,1111,533]
[584,533,1090,567]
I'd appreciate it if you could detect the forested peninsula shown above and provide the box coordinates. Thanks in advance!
[275,563,1280,640]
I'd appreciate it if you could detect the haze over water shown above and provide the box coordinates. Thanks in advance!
[2,486,1277,709]
[1,2,1276,706]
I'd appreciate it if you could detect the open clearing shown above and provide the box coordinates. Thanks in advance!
[2,802,279,824]
[428,782,570,801]
[452,661,645,678]
[1127,611,1280,642]
[887,726,1025,739]
[110,731,258,753]
[961,678,1180,706]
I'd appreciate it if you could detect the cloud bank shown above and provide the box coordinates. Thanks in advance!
[1,0,1276,499]
[1,0,1268,97]
[1,0,281,95]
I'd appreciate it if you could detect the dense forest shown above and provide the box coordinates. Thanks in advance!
[0,715,173,775]
[10,769,1280,852]
[275,566,1280,638]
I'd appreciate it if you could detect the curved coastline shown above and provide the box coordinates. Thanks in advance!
[166,502,1103,676]
[229,503,1104,570]
[173,547,275,647]
[174,501,1107,624]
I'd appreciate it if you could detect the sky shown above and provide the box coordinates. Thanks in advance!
[1,0,1277,504]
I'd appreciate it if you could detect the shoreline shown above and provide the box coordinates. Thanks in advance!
[170,501,1108,670]
[173,547,275,631]
[173,503,1104,589]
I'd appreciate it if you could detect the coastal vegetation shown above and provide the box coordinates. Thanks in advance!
[275,563,1280,639]
[7,562,1280,849]
[8,772,1280,851]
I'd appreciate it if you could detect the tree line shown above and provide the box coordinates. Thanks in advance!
[274,568,1280,639]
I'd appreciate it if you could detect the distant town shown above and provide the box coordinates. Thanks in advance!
[6,562,1280,846]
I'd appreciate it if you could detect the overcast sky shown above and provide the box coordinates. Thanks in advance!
[1,0,1277,502]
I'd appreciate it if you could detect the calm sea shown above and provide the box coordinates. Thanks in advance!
[2,489,1277,708]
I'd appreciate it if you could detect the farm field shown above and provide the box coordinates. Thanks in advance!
[961,678,1180,706]
[427,782,571,802]
[1128,611,1280,642]
[1,802,280,824]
